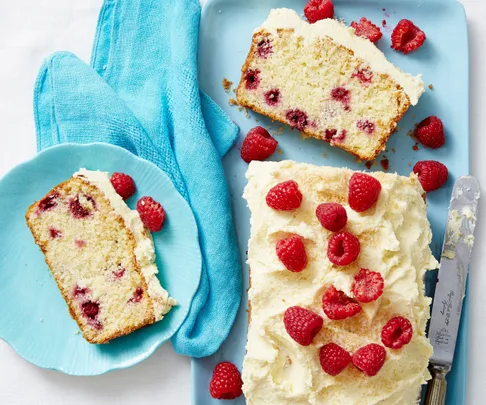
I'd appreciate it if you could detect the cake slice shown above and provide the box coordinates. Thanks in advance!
[242,161,438,404]
[236,9,425,161]
[26,169,176,344]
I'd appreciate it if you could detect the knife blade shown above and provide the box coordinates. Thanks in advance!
[425,176,480,405]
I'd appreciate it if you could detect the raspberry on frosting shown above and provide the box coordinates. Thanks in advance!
[319,343,352,376]
[276,235,308,272]
[352,269,384,303]
[352,343,387,376]
[327,231,360,266]
[136,196,166,232]
[351,18,383,43]
[322,285,362,320]
[316,203,347,232]
[110,172,136,200]
[284,306,323,346]
[266,180,303,211]
[381,316,413,349]
[304,0,334,24]
[348,173,382,212]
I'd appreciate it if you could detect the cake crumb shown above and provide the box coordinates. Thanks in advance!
[380,158,389,171]
[276,148,283,155]
[300,132,311,140]
[238,106,244,112]
[222,78,233,92]
[408,162,413,167]
[406,129,414,138]
[428,84,434,90]
[255,119,259,122]
[412,143,420,151]
[74,331,80,335]
[244,109,251,119]
[392,147,396,153]
[365,161,373,170]
[322,153,328,158]
[355,157,363,164]
[228,98,238,106]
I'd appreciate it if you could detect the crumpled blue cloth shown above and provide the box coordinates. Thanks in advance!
[33,0,242,358]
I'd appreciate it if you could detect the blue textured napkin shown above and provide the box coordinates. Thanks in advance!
[33,0,242,358]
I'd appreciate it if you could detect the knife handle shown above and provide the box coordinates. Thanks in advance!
[425,365,448,405]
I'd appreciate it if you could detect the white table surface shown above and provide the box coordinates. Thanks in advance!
[0,0,484,404]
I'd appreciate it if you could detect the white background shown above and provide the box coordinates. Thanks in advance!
[0,0,484,404]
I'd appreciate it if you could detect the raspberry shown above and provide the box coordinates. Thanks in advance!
[413,160,448,192]
[331,87,350,105]
[324,129,337,142]
[316,203,347,232]
[327,232,360,266]
[322,286,362,320]
[351,18,383,43]
[113,267,125,279]
[244,69,260,90]
[304,0,334,24]
[357,120,376,135]
[209,362,243,400]
[391,19,426,54]
[81,301,99,319]
[286,109,309,131]
[352,269,384,303]
[257,38,272,58]
[414,116,445,149]
[348,173,382,212]
[381,316,413,349]
[73,286,89,298]
[319,343,352,376]
[264,88,281,106]
[352,67,373,85]
[276,235,308,272]
[75,240,86,248]
[352,344,386,376]
[49,228,62,239]
[129,287,144,303]
[38,192,59,213]
[240,126,278,163]
[69,195,96,219]
[283,306,323,346]
[110,172,136,200]
[136,196,166,232]
[266,180,303,211]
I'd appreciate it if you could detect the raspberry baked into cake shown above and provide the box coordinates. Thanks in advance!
[242,161,438,404]
[26,169,176,344]
[236,9,425,161]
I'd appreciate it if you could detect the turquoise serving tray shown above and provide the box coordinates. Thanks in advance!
[195,0,469,404]
[0,143,202,376]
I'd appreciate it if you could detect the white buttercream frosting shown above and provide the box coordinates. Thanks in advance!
[259,9,424,105]
[74,169,176,321]
[242,161,438,405]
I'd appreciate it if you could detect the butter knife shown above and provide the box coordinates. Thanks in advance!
[425,176,480,405]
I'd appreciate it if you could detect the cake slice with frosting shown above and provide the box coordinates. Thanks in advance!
[242,161,438,404]
[26,169,176,344]
[236,9,425,161]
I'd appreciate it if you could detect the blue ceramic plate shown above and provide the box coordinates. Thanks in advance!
[195,0,468,404]
[0,143,202,376]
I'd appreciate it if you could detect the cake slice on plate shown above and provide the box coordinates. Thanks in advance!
[26,169,176,344]
[236,9,424,161]
[242,161,438,404]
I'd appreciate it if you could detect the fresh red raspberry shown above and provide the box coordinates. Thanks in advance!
[322,286,362,320]
[414,116,445,149]
[316,203,347,232]
[209,362,243,400]
[276,235,308,272]
[327,232,360,266]
[413,160,448,192]
[110,172,136,200]
[240,126,278,163]
[136,196,166,232]
[352,343,387,376]
[304,0,334,24]
[319,343,352,376]
[391,19,426,54]
[283,306,323,346]
[352,269,384,303]
[381,316,413,349]
[266,180,303,211]
[348,173,382,212]
[351,18,383,43]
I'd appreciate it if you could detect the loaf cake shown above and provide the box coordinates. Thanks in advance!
[242,161,438,404]
[236,9,425,161]
[26,169,176,344]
